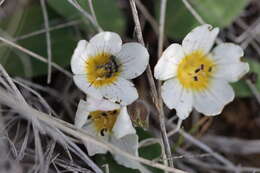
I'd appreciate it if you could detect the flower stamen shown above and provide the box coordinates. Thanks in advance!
[177,51,215,91]
[88,109,120,136]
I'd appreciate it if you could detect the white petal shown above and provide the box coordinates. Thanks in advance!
[182,24,219,54]
[85,141,107,156]
[154,44,184,80]
[99,77,138,106]
[73,74,102,98]
[211,43,249,82]
[111,134,151,172]
[112,107,136,139]
[74,100,89,128]
[193,79,235,115]
[82,124,108,156]
[85,95,120,112]
[71,40,88,75]
[161,79,193,119]
[87,32,122,57]
[116,43,149,79]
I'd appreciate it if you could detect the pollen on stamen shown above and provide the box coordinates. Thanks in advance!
[89,109,120,136]
[177,50,216,91]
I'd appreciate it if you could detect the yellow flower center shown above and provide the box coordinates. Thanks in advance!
[85,53,120,88]
[177,50,215,91]
[88,109,119,136]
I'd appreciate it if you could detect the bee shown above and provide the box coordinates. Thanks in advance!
[96,55,119,78]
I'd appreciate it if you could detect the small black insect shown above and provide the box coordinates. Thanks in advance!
[101,112,107,117]
[100,128,107,136]
[195,68,200,73]
[200,64,204,70]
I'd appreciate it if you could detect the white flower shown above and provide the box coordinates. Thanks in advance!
[75,96,150,172]
[154,24,249,119]
[71,32,149,106]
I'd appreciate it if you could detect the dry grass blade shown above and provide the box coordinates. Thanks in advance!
[202,135,260,155]
[40,0,52,84]
[128,0,174,169]
[14,20,80,42]
[167,122,237,169]
[67,0,103,32]
[135,0,159,35]
[0,65,187,173]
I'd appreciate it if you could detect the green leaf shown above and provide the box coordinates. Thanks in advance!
[165,0,199,39]
[48,0,125,33]
[94,154,140,173]
[137,128,162,173]
[0,3,77,77]
[232,58,260,97]
[162,0,248,39]
[94,128,162,173]
[191,0,248,27]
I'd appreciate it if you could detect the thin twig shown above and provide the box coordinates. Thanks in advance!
[129,0,174,169]
[40,0,52,84]
[167,122,236,169]
[87,0,101,30]
[0,36,72,78]
[128,0,145,45]
[157,0,167,58]
[177,148,260,172]
[135,0,159,35]
[245,79,260,104]
[128,0,158,101]
[139,138,161,148]
[14,20,80,42]
[0,90,187,173]
[181,0,205,24]
[167,119,182,137]
[0,0,5,6]
[67,0,103,32]
[157,0,175,168]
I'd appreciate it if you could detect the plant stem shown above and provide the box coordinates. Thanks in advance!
[129,0,174,168]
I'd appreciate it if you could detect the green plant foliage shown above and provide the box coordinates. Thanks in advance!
[94,154,140,173]
[48,0,125,33]
[94,128,162,173]
[0,0,125,77]
[163,0,248,39]
[0,3,77,77]
[232,58,260,97]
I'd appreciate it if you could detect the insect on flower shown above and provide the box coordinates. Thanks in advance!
[71,32,149,106]
[74,96,151,172]
[154,24,249,119]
